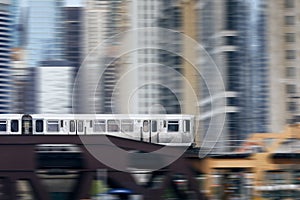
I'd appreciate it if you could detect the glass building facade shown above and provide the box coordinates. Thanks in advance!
[157,0,182,114]
[26,0,64,68]
[198,0,269,151]
[0,0,12,113]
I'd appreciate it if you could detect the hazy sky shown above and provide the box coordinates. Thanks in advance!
[65,0,82,6]
[21,0,83,7]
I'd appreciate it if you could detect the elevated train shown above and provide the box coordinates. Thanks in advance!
[0,114,194,146]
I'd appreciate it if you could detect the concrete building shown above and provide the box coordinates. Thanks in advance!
[118,0,162,114]
[11,49,29,113]
[0,0,12,113]
[268,0,300,132]
[76,0,108,114]
[77,0,125,114]
[35,60,72,114]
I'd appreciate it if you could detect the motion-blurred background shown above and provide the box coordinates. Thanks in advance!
[2,0,300,199]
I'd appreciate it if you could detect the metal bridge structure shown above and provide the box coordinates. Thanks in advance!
[0,135,205,200]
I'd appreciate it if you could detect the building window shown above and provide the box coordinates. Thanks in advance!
[285,33,295,42]
[286,67,296,78]
[286,50,296,59]
[285,16,295,25]
[285,0,294,8]
[286,84,296,94]
[287,101,297,112]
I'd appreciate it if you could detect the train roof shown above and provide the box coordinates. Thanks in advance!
[0,114,195,119]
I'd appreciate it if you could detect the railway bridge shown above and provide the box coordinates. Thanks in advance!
[0,135,205,200]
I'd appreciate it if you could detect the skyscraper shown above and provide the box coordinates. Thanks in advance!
[157,0,183,114]
[76,0,125,114]
[118,0,188,115]
[26,0,64,68]
[197,0,269,151]
[0,0,12,113]
[268,0,300,132]
[63,7,83,76]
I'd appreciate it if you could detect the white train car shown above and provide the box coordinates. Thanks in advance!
[0,114,195,146]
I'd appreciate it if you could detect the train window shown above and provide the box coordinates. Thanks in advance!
[70,120,75,132]
[89,120,93,128]
[93,120,106,132]
[143,121,149,132]
[36,120,44,132]
[163,120,166,128]
[168,121,179,132]
[47,120,59,132]
[77,120,83,132]
[184,120,190,132]
[11,120,19,132]
[121,120,133,132]
[60,120,64,128]
[151,120,157,132]
[107,120,120,132]
[0,120,6,132]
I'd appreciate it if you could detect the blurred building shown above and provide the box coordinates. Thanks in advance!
[157,0,183,114]
[76,0,124,114]
[9,0,23,48]
[0,0,13,113]
[75,0,107,114]
[11,49,29,113]
[197,0,269,151]
[26,0,64,68]
[101,0,123,114]
[34,60,72,114]
[118,0,162,114]
[268,0,300,132]
[119,0,187,114]
[180,0,199,116]
[63,6,83,77]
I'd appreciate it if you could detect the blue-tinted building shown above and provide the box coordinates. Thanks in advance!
[10,0,22,47]
[0,0,12,113]
[26,0,64,68]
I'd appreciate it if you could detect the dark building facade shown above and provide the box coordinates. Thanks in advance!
[198,0,269,151]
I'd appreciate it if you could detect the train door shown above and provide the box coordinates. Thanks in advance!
[22,115,33,135]
[142,120,151,142]
[150,120,158,143]
[69,120,76,135]
[77,120,84,135]
[85,120,93,134]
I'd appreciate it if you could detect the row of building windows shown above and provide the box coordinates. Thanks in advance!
[285,0,294,8]
[284,1,297,108]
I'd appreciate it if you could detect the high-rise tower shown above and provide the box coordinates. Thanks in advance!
[197,0,269,151]
[0,0,12,113]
